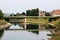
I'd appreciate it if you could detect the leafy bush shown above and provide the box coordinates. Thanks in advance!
[0,10,4,19]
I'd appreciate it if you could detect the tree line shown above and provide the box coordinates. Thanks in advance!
[0,8,51,19]
[26,8,39,16]
[0,10,4,19]
[10,8,51,16]
[10,8,39,16]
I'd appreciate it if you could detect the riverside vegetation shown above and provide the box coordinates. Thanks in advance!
[0,20,8,25]
[50,18,60,40]
[20,18,60,40]
[0,20,11,30]
[20,18,48,24]
[0,10,11,30]
[20,17,60,29]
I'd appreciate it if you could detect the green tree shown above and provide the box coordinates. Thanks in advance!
[0,10,4,19]
[26,8,39,16]
[36,8,39,16]
[26,10,31,16]
[45,12,51,16]
[22,12,26,16]
[16,13,20,16]
[31,8,39,16]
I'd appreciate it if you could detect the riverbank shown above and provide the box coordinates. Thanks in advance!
[51,18,60,31]
[26,18,60,40]
[20,18,60,27]
[0,20,11,30]
[20,18,60,40]
[20,18,48,25]
[49,18,60,40]
[51,31,60,40]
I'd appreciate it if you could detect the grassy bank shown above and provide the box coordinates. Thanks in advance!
[20,18,60,40]
[50,18,60,40]
[0,20,8,25]
[20,18,60,28]
[51,31,60,40]
[20,18,49,25]
[0,19,11,30]
[51,18,60,31]
[26,18,60,40]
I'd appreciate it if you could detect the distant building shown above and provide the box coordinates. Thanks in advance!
[3,13,11,17]
[39,11,46,16]
[51,10,60,16]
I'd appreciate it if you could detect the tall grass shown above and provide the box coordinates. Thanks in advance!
[26,18,48,24]
[51,18,60,31]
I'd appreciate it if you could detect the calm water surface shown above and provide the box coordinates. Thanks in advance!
[0,23,51,40]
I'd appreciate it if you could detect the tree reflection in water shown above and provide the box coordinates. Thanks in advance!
[31,31,39,35]
[27,24,39,35]
[28,30,39,35]
[26,24,39,29]
[0,30,4,40]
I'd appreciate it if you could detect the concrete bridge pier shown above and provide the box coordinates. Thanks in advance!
[39,25,45,30]
[24,18,27,29]
[39,25,41,29]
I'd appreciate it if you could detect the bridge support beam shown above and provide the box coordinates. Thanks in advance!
[39,25,41,29]
[24,18,27,29]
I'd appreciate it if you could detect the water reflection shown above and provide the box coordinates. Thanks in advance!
[6,22,50,30]
[28,30,51,40]
[9,23,23,29]
[26,24,39,29]
[23,23,46,30]
[0,23,52,40]
[1,30,51,40]
[28,30,39,35]
[0,30,4,40]
[8,23,41,30]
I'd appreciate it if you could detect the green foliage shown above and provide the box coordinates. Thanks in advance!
[0,10,4,19]
[45,12,51,16]
[51,34,60,40]
[51,19,60,31]
[22,12,26,15]
[27,24,39,29]
[51,19,60,26]
[26,8,39,16]
[16,13,20,16]
[26,10,31,16]
[26,18,48,24]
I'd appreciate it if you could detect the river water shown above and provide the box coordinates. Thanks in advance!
[0,23,52,40]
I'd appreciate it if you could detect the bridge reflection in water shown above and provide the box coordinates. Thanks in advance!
[5,22,51,35]
[0,22,52,40]
[6,22,46,30]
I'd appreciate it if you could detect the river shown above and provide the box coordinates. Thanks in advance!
[0,23,52,40]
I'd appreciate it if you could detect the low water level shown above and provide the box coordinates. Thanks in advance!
[0,23,52,40]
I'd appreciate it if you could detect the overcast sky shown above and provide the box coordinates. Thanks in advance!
[0,0,60,13]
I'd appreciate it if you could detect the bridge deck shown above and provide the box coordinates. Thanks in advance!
[4,16,60,19]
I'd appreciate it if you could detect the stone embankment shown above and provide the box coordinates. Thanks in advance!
[48,23,55,26]
[0,23,11,30]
